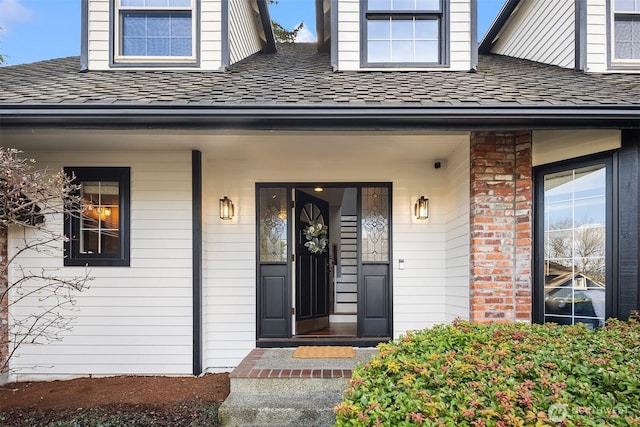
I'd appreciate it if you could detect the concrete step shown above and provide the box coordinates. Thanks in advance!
[218,391,342,427]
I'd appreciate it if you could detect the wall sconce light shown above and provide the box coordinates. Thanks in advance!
[415,196,429,219]
[220,196,234,220]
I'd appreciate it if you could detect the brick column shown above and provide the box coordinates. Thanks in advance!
[1,226,8,376]
[469,131,532,323]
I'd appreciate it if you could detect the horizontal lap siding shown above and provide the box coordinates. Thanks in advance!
[492,0,575,69]
[87,0,222,70]
[445,142,470,322]
[586,0,607,73]
[202,135,469,370]
[8,151,192,380]
[229,0,263,65]
[88,0,110,70]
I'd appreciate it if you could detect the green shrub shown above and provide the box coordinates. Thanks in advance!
[334,320,640,426]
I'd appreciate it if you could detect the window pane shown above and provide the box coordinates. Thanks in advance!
[415,40,438,62]
[260,188,288,262]
[80,181,120,256]
[369,0,391,10]
[361,187,389,262]
[415,18,438,39]
[393,0,415,10]
[615,17,640,59]
[416,0,440,10]
[543,164,607,328]
[368,19,391,39]
[391,19,413,39]
[391,40,413,61]
[122,12,192,57]
[615,0,640,12]
[368,40,391,62]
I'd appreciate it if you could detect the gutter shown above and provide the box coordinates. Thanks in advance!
[1,104,639,131]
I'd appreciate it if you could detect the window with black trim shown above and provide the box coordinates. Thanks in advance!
[64,167,130,266]
[612,0,640,62]
[114,0,197,64]
[534,156,614,329]
[361,0,446,66]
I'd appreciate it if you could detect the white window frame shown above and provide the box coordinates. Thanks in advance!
[611,0,640,66]
[113,0,198,64]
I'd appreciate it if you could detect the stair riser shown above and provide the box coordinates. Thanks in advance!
[231,377,348,393]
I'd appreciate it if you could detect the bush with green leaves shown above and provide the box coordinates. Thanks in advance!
[334,320,640,426]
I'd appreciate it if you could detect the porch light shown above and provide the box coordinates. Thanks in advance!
[415,196,429,219]
[220,196,234,220]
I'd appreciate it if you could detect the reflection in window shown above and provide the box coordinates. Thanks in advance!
[81,182,120,255]
[259,188,288,262]
[543,165,606,328]
[361,187,389,262]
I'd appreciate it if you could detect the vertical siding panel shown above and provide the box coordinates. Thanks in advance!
[229,0,263,65]
[8,149,193,379]
[491,0,576,69]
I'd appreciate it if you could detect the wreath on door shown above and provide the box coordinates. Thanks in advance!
[303,221,328,254]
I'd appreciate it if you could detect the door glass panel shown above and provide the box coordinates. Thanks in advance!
[543,165,607,328]
[259,188,288,262]
[361,187,389,262]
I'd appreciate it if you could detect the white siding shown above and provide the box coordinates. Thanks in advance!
[87,0,222,71]
[337,0,472,71]
[201,0,224,70]
[445,143,470,322]
[491,0,576,69]
[229,0,263,65]
[586,0,608,73]
[7,150,193,380]
[201,133,470,370]
[87,0,110,70]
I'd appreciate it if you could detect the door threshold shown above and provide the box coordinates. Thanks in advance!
[257,337,390,348]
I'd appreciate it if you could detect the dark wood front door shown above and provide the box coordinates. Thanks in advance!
[295,190,330,334]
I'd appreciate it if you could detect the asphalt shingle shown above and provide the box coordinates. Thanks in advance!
[1,43,638,106]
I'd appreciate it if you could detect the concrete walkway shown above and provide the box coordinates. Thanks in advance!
[219,348,378,427]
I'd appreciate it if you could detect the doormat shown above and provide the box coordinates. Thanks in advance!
[292,346,355,359]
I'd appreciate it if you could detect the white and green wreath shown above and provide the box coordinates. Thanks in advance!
[303,221,328,254]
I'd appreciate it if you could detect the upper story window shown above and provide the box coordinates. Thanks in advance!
[64,167,130,266]
[114,0,197,64]
[613,0,640,61]
[361,0,447,67]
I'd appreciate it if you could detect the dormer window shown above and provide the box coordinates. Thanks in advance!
[361,0,447,67]
[612,0,640,62]
[114,0,198,65]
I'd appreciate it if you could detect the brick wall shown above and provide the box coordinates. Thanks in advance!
[469,131,533,323]
[1,226,8,375]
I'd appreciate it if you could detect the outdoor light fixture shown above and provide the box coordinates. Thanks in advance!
[220,196,234,220]
[415,196,429,219]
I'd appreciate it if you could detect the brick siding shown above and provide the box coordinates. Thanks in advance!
[469,131,533,323]
[1,226,8,374]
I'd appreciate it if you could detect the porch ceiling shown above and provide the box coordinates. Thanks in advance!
[2,129,468,162]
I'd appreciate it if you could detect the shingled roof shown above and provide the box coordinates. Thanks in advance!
[1,43,638,106]
[1,44,638,130]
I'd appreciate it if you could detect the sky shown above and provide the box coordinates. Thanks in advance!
[0,0,506,66]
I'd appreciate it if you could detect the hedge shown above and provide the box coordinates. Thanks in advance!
[334,319,640,426]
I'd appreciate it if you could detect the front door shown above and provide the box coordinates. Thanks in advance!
[295,190,330,334]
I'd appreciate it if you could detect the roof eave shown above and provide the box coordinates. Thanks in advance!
[1,104,639,131]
